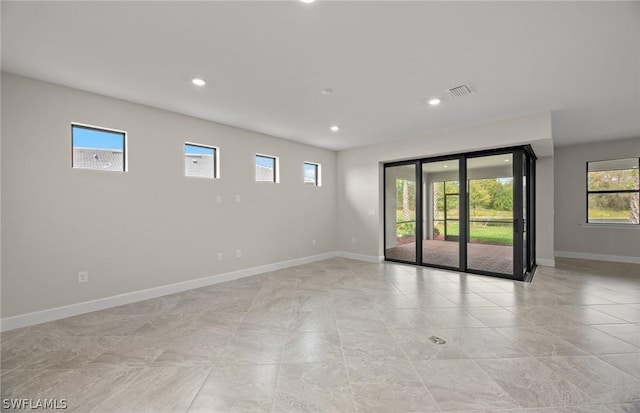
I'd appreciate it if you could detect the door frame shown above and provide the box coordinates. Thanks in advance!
[383,145,537,282]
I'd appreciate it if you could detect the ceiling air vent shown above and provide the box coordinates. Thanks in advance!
[448,84,473,98]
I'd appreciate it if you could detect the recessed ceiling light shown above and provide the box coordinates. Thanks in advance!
[504,159,510,162]
[443,165,449,168]
[321,88,333,95]
[330,125,340,132]
[191,78,206,86]
[428,98,441,106]
[300,0,315,3]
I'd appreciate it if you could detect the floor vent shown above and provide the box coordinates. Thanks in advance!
[429,335,446,345]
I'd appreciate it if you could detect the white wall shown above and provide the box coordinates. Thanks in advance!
[535,156,555,266]
[336,112,555,264]
[554,137,640,262]
[0,73,563,323]
[1,73,337,318]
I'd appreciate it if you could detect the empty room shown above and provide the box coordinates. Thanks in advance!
[1,1,639,412]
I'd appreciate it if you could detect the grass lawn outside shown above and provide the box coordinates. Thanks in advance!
[435,221,513,246]
[588,207,633,223]
[394,208,514,245]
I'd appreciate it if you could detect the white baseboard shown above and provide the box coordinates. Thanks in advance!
[536,258,555,267]
[335,251,384,263]
[3,249,570,331]
[555,250,640,265]
[0,252,336,332]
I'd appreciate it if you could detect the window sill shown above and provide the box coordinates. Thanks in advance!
[580,223,639,230]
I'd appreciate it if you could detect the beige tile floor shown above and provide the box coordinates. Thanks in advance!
[1,257,639,412]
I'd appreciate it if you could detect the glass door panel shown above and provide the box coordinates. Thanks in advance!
[385,163,417,263]
[522,151,528,276]
[422,160,460,268]
[528,153,536,272]
[466,154,514,275]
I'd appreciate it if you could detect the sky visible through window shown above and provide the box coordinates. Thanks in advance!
[72,125,124,150]
[256,155,275,168]
[304,163,317,183]
[185,144,214,156]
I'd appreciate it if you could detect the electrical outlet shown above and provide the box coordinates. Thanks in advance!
[216,195,222,203]
[236,249,242,258]
[368,209,375,216]
[78,271,88,283]
[217,252,223,261]
[235,195,241,203]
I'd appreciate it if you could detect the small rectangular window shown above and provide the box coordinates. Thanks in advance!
[256,154,278,183]
[587,158,639,224]
[185,143,217,179]
[72,124,126,171]
[304,162,321,186]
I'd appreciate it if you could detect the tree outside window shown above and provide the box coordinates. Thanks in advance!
[587,158,640,224]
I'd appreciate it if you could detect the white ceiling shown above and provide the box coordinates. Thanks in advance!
[2,1,639,151]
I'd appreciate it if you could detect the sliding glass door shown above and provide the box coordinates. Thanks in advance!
[466,153,514,275]
[384,146,536,281]
[524,151,536,276]
[384,163,418,264]
[422,158,462,269]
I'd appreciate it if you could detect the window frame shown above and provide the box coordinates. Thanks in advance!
[255,154,279,183]
[184,142,219,179]
[585,157,640,225]
[303,161,321,187]
[71,122,127,172]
